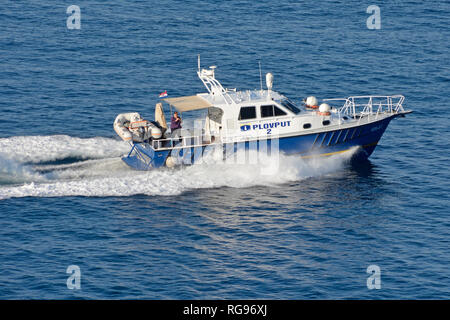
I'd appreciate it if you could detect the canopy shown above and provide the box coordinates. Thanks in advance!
[163,95,212,112]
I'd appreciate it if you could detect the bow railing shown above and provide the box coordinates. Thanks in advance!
[323,95,405,124]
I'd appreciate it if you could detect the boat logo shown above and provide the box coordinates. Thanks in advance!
[240,121,291,132]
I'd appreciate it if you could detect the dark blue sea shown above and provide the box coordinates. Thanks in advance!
[0,0,449,299]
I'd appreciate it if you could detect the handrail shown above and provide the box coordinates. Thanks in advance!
[150,134,217,150]
[147,130,270,151]
[323,95,405,125]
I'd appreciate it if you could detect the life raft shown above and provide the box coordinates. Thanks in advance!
[114,112,162,142]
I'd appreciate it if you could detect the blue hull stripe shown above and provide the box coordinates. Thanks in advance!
[327,131,335,146]
[311,133,320,148]
[333,130,343,145]
[342,129,350,142]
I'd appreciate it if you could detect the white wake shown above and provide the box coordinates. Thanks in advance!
[0,135,357,200]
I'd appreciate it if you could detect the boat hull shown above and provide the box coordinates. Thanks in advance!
[122,114,399,170]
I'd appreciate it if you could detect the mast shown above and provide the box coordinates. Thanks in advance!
[197,58,234,105]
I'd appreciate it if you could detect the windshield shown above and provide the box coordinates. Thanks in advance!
[280,98,301,114]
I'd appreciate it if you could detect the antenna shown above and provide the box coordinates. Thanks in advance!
[258,60,263,92]
[198,54,201,72]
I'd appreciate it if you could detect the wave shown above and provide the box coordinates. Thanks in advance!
[0,153,45,185]
[0,135,358,200]
[0,135,130,164]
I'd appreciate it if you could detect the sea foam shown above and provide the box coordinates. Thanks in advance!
[0,135,357,199]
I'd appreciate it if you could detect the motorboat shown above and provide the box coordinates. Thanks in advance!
[114,58,411,170]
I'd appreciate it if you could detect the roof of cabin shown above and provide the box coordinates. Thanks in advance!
[163,95,212,112]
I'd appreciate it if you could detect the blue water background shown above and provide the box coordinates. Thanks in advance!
[0,0,449,299]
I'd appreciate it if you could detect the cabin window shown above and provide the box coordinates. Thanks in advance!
[280,98,301,114]
[303,123,311,129]
[322,120,330,126]
[238,106,256,120]
[261,105,274,118]
[343,116,349,120]
[274,106,287,116]
[261,105,287,118]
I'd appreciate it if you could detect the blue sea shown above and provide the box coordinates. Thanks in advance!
[0,0,449,299]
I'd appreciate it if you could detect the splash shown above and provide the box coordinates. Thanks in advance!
[0,135,358,200]
[0,153,46,185]
[0,135,130,164]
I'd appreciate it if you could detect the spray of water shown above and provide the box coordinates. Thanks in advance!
[0,135,130,163]
[0,135,358,200]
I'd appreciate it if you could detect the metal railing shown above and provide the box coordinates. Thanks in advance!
[149,134,219,150]
[323,95,405,125]
[147,130,269,151]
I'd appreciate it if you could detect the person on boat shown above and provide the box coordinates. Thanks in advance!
[170,111,182,136]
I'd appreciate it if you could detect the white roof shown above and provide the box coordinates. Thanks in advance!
[163,95,212,112]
